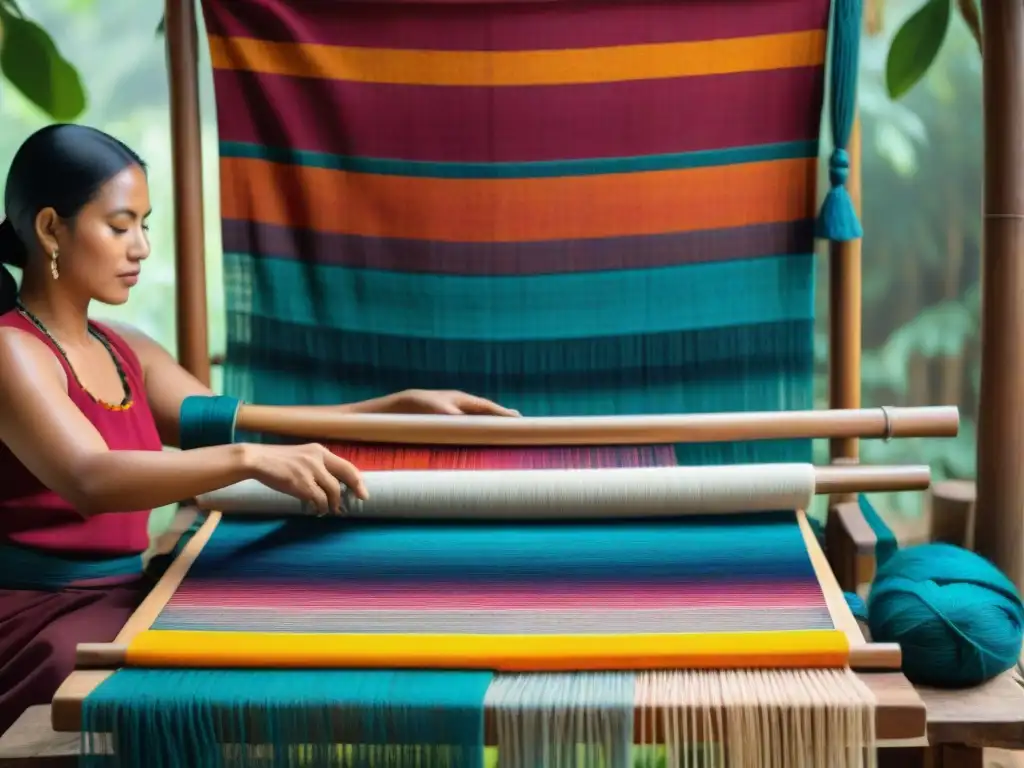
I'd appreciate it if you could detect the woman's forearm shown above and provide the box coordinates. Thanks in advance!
[71,443,255,516]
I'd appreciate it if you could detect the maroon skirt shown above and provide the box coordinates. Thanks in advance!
[0,583,148,736]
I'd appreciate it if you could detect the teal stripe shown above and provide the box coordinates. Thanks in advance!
[0,543,143,591]
[227,253,815,341]
[220,139,819,180]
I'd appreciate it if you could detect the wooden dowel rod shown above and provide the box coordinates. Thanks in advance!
[814,465,930,494]
[236,405,959,446]
[77,643,126,669]
[75,642,902,672]
[850,642,901,670]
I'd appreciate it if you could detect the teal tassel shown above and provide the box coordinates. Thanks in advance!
[179,395,241,450]
[816,0,864,242]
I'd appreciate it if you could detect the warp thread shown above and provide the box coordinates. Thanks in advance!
[82,668,877,768]
[485,673,634,768]
[82,668,493,768]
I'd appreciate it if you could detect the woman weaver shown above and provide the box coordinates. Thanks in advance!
[0,124,518,735]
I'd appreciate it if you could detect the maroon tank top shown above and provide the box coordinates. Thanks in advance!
[0,309,161,556]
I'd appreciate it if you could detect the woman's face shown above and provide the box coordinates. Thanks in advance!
[57,164,152,306]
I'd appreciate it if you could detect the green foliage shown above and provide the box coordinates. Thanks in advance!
[886,0,981,100]
[0,0,87,120]
[887,0,952,99]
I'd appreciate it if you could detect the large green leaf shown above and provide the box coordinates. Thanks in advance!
[886,0,952,100]
[0,5,87,120]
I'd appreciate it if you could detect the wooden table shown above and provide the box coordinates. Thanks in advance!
[878,672,1024,767]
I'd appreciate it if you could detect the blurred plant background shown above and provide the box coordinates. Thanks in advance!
[0,0,984,534]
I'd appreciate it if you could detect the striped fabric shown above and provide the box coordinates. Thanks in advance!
[152,447,835,640]
[203,0,832,465]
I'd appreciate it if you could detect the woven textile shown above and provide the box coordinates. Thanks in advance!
[206,0,830,465]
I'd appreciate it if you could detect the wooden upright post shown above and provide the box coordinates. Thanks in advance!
[975,0,1024,588]
[829,118,863,484]
[165,0,211,386]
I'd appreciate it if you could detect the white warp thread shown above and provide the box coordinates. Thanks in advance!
[195,463,816,519]
[482,669,876,768]
[635,668,877,768]
[485,673,635,768]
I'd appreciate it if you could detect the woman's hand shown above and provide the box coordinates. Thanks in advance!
[241,442,368,517]
[374,389,521,417]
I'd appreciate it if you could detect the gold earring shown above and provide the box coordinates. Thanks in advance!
[50,249,59,280]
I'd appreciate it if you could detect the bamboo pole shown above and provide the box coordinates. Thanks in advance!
[975,0,1024,589]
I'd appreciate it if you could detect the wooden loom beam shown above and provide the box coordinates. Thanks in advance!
[975,0,1024,592]
[237,405,959,445]
[52,669,926,748]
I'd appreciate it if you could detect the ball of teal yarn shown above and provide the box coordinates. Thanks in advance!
[867,543,1024,688]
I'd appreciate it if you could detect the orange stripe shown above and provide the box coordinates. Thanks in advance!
[208,31,826,86]
[220,156,817,242]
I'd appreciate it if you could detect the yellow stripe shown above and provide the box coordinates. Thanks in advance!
[208,30,826,86]
[127,629,849,672]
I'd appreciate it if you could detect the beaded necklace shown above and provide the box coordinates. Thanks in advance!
[15,299,134,412]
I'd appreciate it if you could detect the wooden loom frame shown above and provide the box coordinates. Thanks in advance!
[51,493,926,745]
[49,409,953,746]
[23,0,1024,763]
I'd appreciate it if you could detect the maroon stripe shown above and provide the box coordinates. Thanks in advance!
[220,219,815,275]
[213,67,824,163]
[202,0,831,51]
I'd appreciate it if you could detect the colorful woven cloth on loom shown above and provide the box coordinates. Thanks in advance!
[83,448,848,765]
[209,0,828,466]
